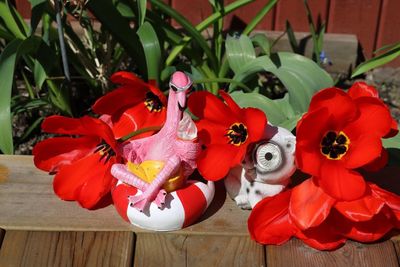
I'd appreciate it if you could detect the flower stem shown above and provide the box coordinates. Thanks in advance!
[119,125,163,142]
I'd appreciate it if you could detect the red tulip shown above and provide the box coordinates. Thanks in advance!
[92,71,167,139]
[33,115,120,209]
[296,87,393,200]
[188,90,267,181]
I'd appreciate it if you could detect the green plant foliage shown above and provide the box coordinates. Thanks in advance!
[230,92,302,130]
[225,35,256,74]
[352,42,400,78]
[137,22,162,83]
[0,39,22,154]
[229,52,334,113]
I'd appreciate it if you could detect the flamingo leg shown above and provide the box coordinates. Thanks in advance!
[129,156,181,211]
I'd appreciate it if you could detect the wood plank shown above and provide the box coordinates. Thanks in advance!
[15,0,31,19]
[224,0,275,31]
[266,238,399,267]
[134,233,265,267]
[0,231,134,267]
[275,0,329,32]
[185,235,265,267]
[171,0,212,27]
[0,155,250,235]
[375,0,400,67]
[391,238,400,264]
[134,233,187,267]
[327,0,382,58]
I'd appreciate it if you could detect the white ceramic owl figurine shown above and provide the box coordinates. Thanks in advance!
[224,123,296,209]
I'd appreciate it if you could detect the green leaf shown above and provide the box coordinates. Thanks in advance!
[0,39,21,154]
[0,1,28,39]
[0,36,52,154]
[29,0,48,34]
[352,43,400,78]
[383,132,400,149]
[230,52,333,113]
[243,0,278,35]
[230,92,300,130]
[137,0,147,26]
[86,0,147,76]
[251,33,271,56]
[165,0,254,66]
[286,20,299,53]
[18,116,44,142]
[137,22,162,83]
[150,0,218,71]
[194,78,251,92]
[225,34,256,74]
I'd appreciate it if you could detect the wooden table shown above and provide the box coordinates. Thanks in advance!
[1,155,399,267]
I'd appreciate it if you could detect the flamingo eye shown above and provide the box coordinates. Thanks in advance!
[254,142,282,172]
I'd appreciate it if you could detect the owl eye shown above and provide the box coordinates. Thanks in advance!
[254,142,282,172]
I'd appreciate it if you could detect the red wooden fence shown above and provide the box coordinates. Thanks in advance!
[15,0,400,66]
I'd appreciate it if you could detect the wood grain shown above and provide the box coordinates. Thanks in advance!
[134,233,265,267]
[0,231,134,267]
[390,239,400,264]
[0,155,250,235]
[266,238,399,267]
[375,0,400,67]
[275,0,329,32]
[327,0,382,58]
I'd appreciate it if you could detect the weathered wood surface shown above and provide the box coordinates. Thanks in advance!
[0,155,249,235]
[0,231,134,267]
[134,233,265,267]
[2,155,400,266]
[266,238,399,267]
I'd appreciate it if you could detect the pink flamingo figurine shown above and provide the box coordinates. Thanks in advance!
[111,71,214,231]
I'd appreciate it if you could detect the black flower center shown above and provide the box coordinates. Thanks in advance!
[94,141,116,164]
[320,131,350,160]
[144,92,163,112]
[225,123,248,146]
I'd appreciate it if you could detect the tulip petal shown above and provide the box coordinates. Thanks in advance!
[335,191,385,222]
[42,116,117,151]
[363,147,388,172]
[295,147,322,177]
[370,183,400,225]
[318,161,367,201]
[53,152,115,209]
[309,88,358,123]
[92,86,146,116]
[248,190,296,245]
[344,97,392,139]
[110,71,148,87]
[331,209,393,242]
[344,134,382,169]
[243,108,267,143]
[188,91,233,123]
[289,179,336,230]
[196,144,243,181]
[296,108,332,149]
[295,218,346,251]
[194,119,228,145]
[348,82,379,99]
[111,104,166,139]
[219,90,241,116]
[33,136,100,172]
